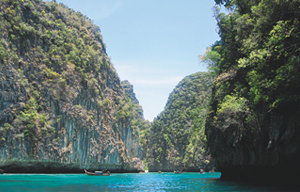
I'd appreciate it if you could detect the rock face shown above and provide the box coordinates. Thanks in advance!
[147,72,214,172]
[121,80,149,172]
[0,0,143,173]
[205,0,300,187]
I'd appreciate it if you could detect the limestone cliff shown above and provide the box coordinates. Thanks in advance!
[147,72,213,172]
[121,80,149,167]
[0,0,143,173]
[205,0,300,187]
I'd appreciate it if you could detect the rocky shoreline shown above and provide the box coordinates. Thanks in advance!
[0,159,145,174]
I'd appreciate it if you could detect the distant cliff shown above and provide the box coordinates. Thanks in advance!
[147,72,213,172]
[0,0,143,173]
[205,0,300,186]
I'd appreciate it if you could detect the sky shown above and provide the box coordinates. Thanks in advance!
[53,0,220,121]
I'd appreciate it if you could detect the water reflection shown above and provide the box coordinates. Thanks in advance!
[0,172,289,192]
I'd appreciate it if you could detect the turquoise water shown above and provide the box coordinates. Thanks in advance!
[0,172,283,191]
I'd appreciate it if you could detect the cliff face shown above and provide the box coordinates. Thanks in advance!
[0,0,143,173]
[205,0,300,186]
[147,72,213,172]
[121,80,149,167]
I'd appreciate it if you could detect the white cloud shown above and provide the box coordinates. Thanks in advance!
[132,76,183,86]
[94,1,123,20]
[56,0,123,20]
[113,60,184,87]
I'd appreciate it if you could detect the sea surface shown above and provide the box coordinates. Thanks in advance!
[0,172,289,192]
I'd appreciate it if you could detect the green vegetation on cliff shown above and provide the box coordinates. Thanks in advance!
[0,0,143,172]
[147,72,213,171]
[203,0,300,182]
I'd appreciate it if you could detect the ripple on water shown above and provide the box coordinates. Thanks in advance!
[0,172,290,192]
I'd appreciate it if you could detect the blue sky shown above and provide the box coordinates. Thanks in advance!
[54,0,220,121]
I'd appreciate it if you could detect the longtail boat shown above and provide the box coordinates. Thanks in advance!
[84,169,110,176]
[174,170,183,174]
